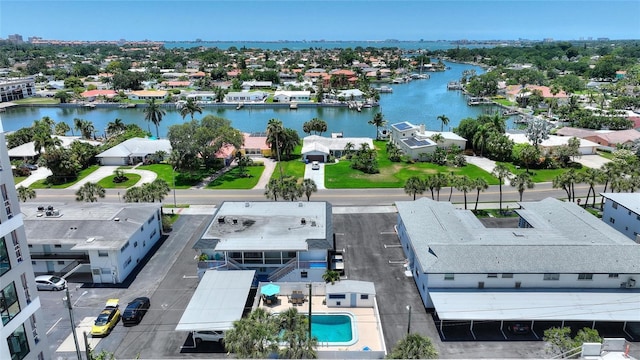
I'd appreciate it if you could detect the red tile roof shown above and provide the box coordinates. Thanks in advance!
[80,89,116,98]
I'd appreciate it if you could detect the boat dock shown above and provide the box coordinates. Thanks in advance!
[466,97,492,106]
[447,81,463,90]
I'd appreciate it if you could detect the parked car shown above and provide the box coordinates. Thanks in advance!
[506,322,531,334]
[311,161,320,170]
[22,163,38,170]
[122,297,150,326]
[91,299,120,337]
[193,330,225,345]
[35,275,67,291]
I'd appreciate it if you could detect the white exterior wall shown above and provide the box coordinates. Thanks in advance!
[602,199,640,241]
[325,292,374,307]
[280,268,325,282]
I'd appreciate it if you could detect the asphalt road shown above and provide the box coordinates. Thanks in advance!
[34,182,590,207]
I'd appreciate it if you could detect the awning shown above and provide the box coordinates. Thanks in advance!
[176,270,255,331]
[260,283,280,296]
[430,290,640,322]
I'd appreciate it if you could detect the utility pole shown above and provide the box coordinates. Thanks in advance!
[64,287,83,360]
[83,332,91,360]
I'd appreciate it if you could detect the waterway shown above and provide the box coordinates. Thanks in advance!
[0,61,511,138]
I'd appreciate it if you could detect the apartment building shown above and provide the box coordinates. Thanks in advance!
[601,192,640,242]
[0,78,36,103]
[0,120,48,360]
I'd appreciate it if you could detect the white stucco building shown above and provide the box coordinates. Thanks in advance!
[224,91,267,103]
[22,202,162,284]
[601,192,640,242]
[95,137,171,166]
[325,280,376,308]
[301,135,374,163]
[390,121,467,159]
[396,197,640,337]
[194,201,333,283]
[272,90,311,103]
[1,123,48,360]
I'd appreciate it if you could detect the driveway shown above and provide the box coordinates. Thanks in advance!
[304,162,326,189]
[575,154,611,169]
[14,166,52,188]
[252,157,276,189]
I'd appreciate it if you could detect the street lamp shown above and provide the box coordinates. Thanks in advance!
[63,287,83,360]
[406,305,412,334]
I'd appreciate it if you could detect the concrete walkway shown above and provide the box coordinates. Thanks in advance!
[15,167,52,188]
[575,154,611,169]
[69,165,157,190]
[253,157,276,189]
[465,155,513,185]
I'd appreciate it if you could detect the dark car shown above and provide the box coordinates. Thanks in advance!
[506,322,531,334]
[122,297,150,326]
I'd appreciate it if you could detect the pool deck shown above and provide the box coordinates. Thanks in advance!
[259,295,385,353]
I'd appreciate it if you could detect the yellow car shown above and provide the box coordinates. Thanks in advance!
[91,299,120,337]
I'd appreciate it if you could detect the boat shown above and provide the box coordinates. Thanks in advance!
[374,86,393,93]
[447,81,462,90]
[119,103,136,108]
[84,103,96,109]
[236,103,244,110]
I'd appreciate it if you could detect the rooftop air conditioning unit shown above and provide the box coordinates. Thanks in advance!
[626,278,636,288]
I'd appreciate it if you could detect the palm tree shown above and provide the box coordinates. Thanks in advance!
[301,178,318,201]
[429,133,444,146]
[343,142,355,159]
[424,175,436,199]
[73,118,95,139]
[277,308,318,359]
[322,269,341,285]
[179,97,203,120]
[492,164,512,213]
[75,182,106,202]
[106,118,126,137]
[447,172,456,202]
[264,178,281,201]
[387,333,438,359]
[510,172,535,203]
[32,131,60,154]
[143,98,166,138]
[432,173,448,201]
[454,175,474,209]
[581,168,603,208]
[368,112,386,140]
[266,118,285,182]
[225,308,279,359]
[404,176,425,200]
[473,178,489,211]
[17,186,36,202]
[54,122,71,136]
[437,114,450,132]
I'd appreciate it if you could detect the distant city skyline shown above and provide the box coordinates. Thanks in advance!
[1,0,639,42]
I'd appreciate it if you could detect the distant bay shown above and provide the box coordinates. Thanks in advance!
[0,61,514,138]
[163,40,493,51]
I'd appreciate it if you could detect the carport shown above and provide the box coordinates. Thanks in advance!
[430,290,640,340]
[176,270,256,333]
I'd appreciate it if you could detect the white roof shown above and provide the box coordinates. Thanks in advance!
[301,135,373,155]
[96,137,172,158]
[8,136,100,157]
[601,193,640,215]
[430,290,640,321]
[326,280,376,295]
[176,270,255,331]
[506,133,599,148]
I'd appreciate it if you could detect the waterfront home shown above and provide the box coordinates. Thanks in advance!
[224,91,267,103]
[600,192,640,242]
[193,201,334,283]
[505,85,569,104]
[505,133,598,155]
[396,197,640,338]
[324,89,365,102]
[556,127,640,148]
[161,80,191,89]
[22,202,163,284]
[80,89,116,101]
[8,136,100,160]
[129,90,168,100]
[301,135,374,163]
[272,90,311,103]
[241,81,273,90]
[186,91,217,103]
[95,137,171,166]
[390,121,467,160]
[238,133,271,157]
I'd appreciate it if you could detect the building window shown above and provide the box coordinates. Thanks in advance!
[54,244,62,248]
[444,273,454,280]
[487,273,498,278]
[609,273,619,278]
[140,225,144,232]
[301,271,307,278]
[328,294,346,299]
[98,251,108,257]
[612,202,618,209]
[609,217,615,224]
[1,282,21,325]
[10,232,22,263]
[30,314,39,344]
[0,236,10,276]
[124,256,132,268]
[543,273,560,280]
[578,273,593,280]
[57,261,65,265]
[149,229,156,239]
[134,241,138,248]
[502,273,513,278]
[120,241,130,252]
[360,294,369,300]
[7,324,30,360]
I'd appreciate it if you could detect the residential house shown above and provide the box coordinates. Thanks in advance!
[224,91,267,103]
[22,202,162,284]
[301,135,374,163]
[396,197,640,337]
[241,81,272,90]
[272,90,311,103]
[325,89,364,102]
[239,133,271,157]
[129,90,168,101]
[601,193,640,242]
[186,92,217,103]
[161,81,191,89]
[0,125,49,360]
[505,85,569,105]
[390,121,467,160]
[506,133,598,155]
[80,89,116,102]
[95,137,171,166]
[584,129,640,148]
[8,136,101,160]
[194,201,333,283]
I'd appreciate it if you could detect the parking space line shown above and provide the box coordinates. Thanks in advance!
[383,244,402,248]
[388,260,406,264]
[47,317,63,335]
[380,231,396,235]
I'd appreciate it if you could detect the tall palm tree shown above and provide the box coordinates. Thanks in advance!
[143,98,166,138]
[73,118,95,139]
[368,112,386,140]
[179,97,203,120]
[454,175,474,209]
[343,142,355,159]
[301,178,318,201]
[424,175,436,200]
[277,308,317,359]
[264,178,281,201]
[432,173,448,201]
[404,176,425,200]
[54,122,71,136]
[266,118,285,182]
[17,186,36,202]
[75,182,106,202]
[581,168,603,208]
[106,118,126,137]
[473,178,489,211]
[492,164,512,213]
[32,131,60,154]
[437,114,450,132]
[510,172,535,204]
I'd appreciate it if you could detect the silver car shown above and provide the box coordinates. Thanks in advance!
[35,275,67,291]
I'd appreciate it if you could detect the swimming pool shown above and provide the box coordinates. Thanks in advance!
[310,313,357,345]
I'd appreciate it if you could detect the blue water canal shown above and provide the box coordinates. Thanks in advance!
[0,62,512,137]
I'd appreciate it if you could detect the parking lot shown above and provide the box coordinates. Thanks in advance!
[38,210,639,359]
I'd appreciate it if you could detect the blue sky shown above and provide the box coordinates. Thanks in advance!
[1,0,638,41]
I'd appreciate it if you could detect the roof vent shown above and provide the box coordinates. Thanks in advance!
[301,218,306,225]
[311,221,317,227]
[86,237,95,243]
[114,218,120,222]
[245,202,250,207]
[37,206,44,211]
[298,202,303,207]
[232,218,238,225]
[218,216,226,224]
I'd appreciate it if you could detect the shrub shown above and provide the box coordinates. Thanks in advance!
[161,214,173,232]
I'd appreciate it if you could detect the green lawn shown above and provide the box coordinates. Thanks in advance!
[596,150,614,160]
[13,176,28,186]
[271,160,305,180]
[492,98,517,107]
[13,97,60,105]
[501,162,586,182]
[324,141,499,188]
[97,173,141,188]
[136,163,208,189]
[207,166,264,189]
[30,165,101,189]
